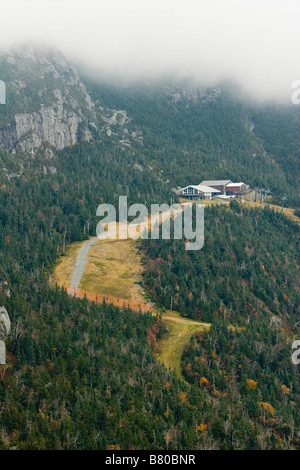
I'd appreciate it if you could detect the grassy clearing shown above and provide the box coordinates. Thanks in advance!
[51,241,85,288]
[243,195,300,224]
[52,194,298,380]
[79,238,147,301]
[161,309,210,326]
[179,197,227,206]
[52,235,210,379]
[156,314,210,380]
[180,195,300,224]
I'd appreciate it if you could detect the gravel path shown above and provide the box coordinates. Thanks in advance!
[70,208,183,290]
[70,237,99,289]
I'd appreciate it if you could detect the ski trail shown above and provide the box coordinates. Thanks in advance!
[70,207,183,290]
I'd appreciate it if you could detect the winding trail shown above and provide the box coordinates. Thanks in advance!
[54,206,210,377]
[70,207,183,290]
[62,197,299,379]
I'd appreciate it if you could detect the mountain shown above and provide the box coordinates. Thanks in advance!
[82,74,299,206]
[1,45,298,204]
[0,44,97,153]
[0,45,299,450]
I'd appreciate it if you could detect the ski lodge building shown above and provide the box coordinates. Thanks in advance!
[178,180,247,200]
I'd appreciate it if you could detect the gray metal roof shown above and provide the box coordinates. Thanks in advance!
[226,182,245,187]
[198,185,221,193]
[179,184,221,193]
[200,180,232,186]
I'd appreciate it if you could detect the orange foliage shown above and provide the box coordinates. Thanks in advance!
[200,376,209,387]
[67,287,152,314]
[164,381,173,390]
[196,424,208,433]
[108,444,120,450]
[280,384,290,395]
[179,391,188,404]
[259,402,275,417]
[246,379,258,390]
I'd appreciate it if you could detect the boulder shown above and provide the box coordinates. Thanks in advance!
[0,306,11,339]
[0,307,10,365]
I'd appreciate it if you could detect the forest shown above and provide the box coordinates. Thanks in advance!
[83,75,300,206]
[141,203,300,325]
[0,66,299,449]
[140,203,300,448]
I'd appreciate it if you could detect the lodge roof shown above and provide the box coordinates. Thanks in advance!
[179,184,221,193]
[226,182,245,187]
[200,180,232,186]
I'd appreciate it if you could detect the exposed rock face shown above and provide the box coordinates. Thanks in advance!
[163,78,221,104]
[0,306,10,365]
[13,103,83,152]
[270,315,283,328]
[0,104,84,153]
[0,341,5,365]
[0,306,10,339]
[0,45,97,153]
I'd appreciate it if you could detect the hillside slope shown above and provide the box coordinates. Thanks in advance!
[0,45,98,153]
[82,74,299,205]
[0,45,299,450]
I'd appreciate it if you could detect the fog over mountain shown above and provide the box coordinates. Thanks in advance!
[1,0,300,101]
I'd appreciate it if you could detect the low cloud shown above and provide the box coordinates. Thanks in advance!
[1,0,300,101]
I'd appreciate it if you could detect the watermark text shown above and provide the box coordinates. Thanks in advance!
[96,196,204,251]
[0,80,6,105]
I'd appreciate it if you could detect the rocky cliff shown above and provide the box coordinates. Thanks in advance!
[0,44,98,153]
[0,306,10,365]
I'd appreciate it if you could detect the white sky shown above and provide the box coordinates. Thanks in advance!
[1,0,300,99]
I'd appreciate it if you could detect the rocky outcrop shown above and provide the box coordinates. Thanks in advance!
[0,306,11,365]
[164,79,221,104]
[0,306,10,338]
[0,45,98,153]
[13,103,83,152]
[0,341,5,365]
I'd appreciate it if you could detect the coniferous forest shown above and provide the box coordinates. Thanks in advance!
[141,204,300,449]
[0,44,299,451]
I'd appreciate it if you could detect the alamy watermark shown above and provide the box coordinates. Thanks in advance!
[292,340,300,365]
[96,196,204,251]
[291,80,300,105]
[0,80,6,105]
